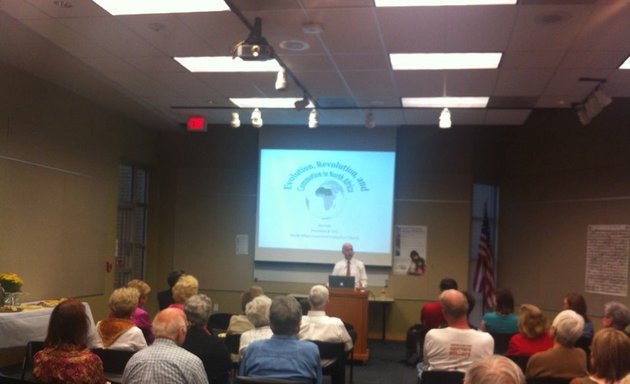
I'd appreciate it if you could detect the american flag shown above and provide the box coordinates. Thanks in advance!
[473,205,496,311]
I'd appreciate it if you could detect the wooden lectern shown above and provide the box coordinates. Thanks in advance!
[326,288,369,361]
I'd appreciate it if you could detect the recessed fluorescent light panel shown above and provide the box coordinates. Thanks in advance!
[390,53,502,70]
[375,0,516,6]
[92,0,229,15]
[230,98,315,109]
[620,56,630,69]
[402,97,489,108]
[174,57,281,73]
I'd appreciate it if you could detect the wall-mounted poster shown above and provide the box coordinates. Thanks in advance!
[585,224,629,296]
[393,225,427,276]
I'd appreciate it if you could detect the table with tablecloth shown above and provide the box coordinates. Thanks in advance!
[0,302,97,350]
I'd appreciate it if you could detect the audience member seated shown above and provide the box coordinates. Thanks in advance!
[228,286,264,335]
[422,278,458,330]
[122,308,209,384]
[33,299,107,384]
[506,304,553,357]
[126,279,154,345]
[465,355,526,384]
[421,289,494,373]
[480,288,518,334]
[94,287,147,351]
[562,293,593,341]
[239,296,321,384]
[239,295,273,358]
[570,328,630,384]
[404,277,458,365]
[298,285,353,367]
[157,269,185,310]
[601,301,630,333]
[526,310,588,379]
[169,274,199,311]
[183,294,232,384]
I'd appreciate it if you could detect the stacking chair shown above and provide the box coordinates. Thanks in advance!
[419,370,465,384]
[20,341,45,382]
[208,313,234,335]
[507,355,529,374]
[490,332,516,355]
[90,348,135,384]
[234,376,310,384]
[223,333,242,376]
[309,341,346,384]
[526,377,572,384]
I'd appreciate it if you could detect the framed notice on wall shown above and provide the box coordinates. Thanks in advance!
[393,225,427,276]
[585,224,629,296]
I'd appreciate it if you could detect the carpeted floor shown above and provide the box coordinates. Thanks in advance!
[328,340,418,384]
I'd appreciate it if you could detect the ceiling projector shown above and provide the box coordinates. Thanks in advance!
[236,43,272,61]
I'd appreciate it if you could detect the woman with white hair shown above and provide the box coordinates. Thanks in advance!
[526,309,588,379]
[182,294,232,384]
[239,295,273,357]
[465,355,525,384]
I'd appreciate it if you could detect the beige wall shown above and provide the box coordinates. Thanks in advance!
[0,61,159,322]
[497,101,630,326]
[155,125,497,340]
[6,56,627,341]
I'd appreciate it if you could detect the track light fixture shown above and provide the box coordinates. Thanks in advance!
[308,109,318,129]
[251,108,263,128]
[575,85,612,125]
[365,112,376,129]
[230,111,240,128]
[439,107,451,129]
[275,69,288,91]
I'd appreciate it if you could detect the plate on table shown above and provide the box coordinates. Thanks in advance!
[0,305,23,313]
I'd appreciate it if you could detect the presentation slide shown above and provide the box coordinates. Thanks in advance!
[255,148,395,266]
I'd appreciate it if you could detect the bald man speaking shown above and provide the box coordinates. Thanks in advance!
[331,242,368,288]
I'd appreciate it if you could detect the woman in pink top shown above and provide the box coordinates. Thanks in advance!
[127,279,154,344]
[505,304,554,356]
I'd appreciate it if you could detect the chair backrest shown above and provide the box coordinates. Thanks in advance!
[526,377,572,384]
[234,376,310,384]
[420,370,465,384]
[21,341,45,381]
[310,341,346,362]
[507,355,529,374]
[309,341,346,384]
[208,313,234,334]
[224,333,241,355]
[90,348,135,374]
[490,332,516,355]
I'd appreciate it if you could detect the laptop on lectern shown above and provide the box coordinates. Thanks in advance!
[329,275,355,288]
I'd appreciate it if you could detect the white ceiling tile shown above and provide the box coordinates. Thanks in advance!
[309,8,386,54]
[484,109,531,125]
[570,2,630,51]
[115,14,218,57]
[508,4,596,51]
[604,70,630,98]
[342,70,398,98]
[494,69,555,96]
[377,7,446,52]
[20,18,110,58]
[58,16,163,57]
[333,53,390,71]
[0,0,49,19]
[24,0,108,18]
[501,50,566,69]
[80,56,137,73]
[444,5,517,51]
[559,50,628,69]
